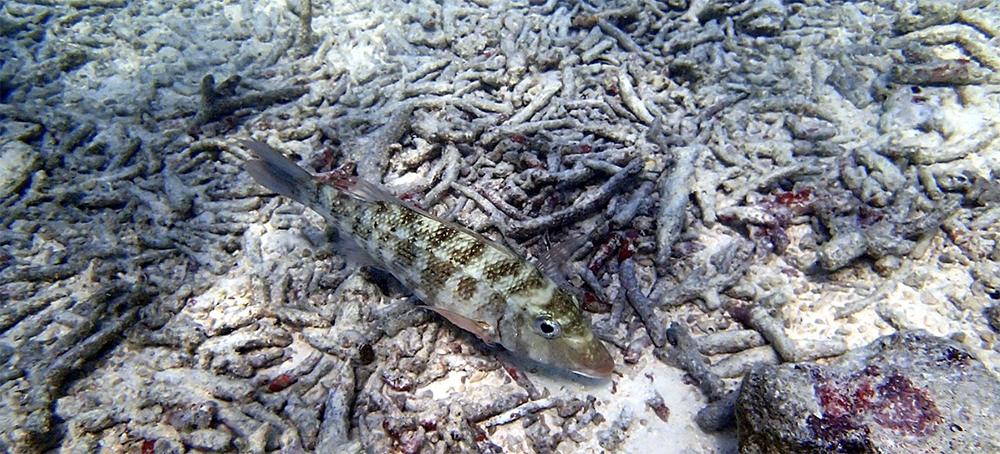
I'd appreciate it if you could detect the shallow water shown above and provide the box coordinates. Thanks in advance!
[2,0,999,452]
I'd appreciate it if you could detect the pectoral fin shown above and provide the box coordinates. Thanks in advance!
[425,306,497,344]
[535,234,588,280]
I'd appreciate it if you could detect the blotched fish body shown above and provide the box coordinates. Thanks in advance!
[242,140,614,378]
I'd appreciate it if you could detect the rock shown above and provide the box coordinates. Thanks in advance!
[816,231,866,271]
[453,33,488,60]
[987,305,1000,334]
[736,330,1000,454]
[893,0,958,35]
[0,140,41,199]
[181,427,233,452]
[738,0,786,37]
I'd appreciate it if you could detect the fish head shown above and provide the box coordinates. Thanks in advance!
[501,288,614,378]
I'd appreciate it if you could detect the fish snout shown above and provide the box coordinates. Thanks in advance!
[571,340,615,378]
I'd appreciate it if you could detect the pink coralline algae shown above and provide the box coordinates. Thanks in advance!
[736,330,1000,454]
[808,365,942,448]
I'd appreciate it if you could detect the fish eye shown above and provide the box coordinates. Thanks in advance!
[533,316,562,339]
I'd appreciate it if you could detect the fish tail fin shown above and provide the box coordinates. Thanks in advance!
[241,140,321,207]
[242,140,375,264]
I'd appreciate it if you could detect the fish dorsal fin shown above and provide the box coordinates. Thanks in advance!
[327,169,523,262]
[330,173,401,205]
[425,306,498,345]
[324,167,438,217]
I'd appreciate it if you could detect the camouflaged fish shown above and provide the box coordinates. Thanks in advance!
[241,140,614,378]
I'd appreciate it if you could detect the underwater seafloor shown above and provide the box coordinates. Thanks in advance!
[2,0,1000,453]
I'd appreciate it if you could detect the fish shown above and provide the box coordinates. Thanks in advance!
[240,140,614,378]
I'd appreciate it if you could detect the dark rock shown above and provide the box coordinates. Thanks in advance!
[987,305,1000,334]
[737,0,786,37]
[735,330,1000,454]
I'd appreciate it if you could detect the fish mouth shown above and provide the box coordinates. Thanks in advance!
[569,341,615,378]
